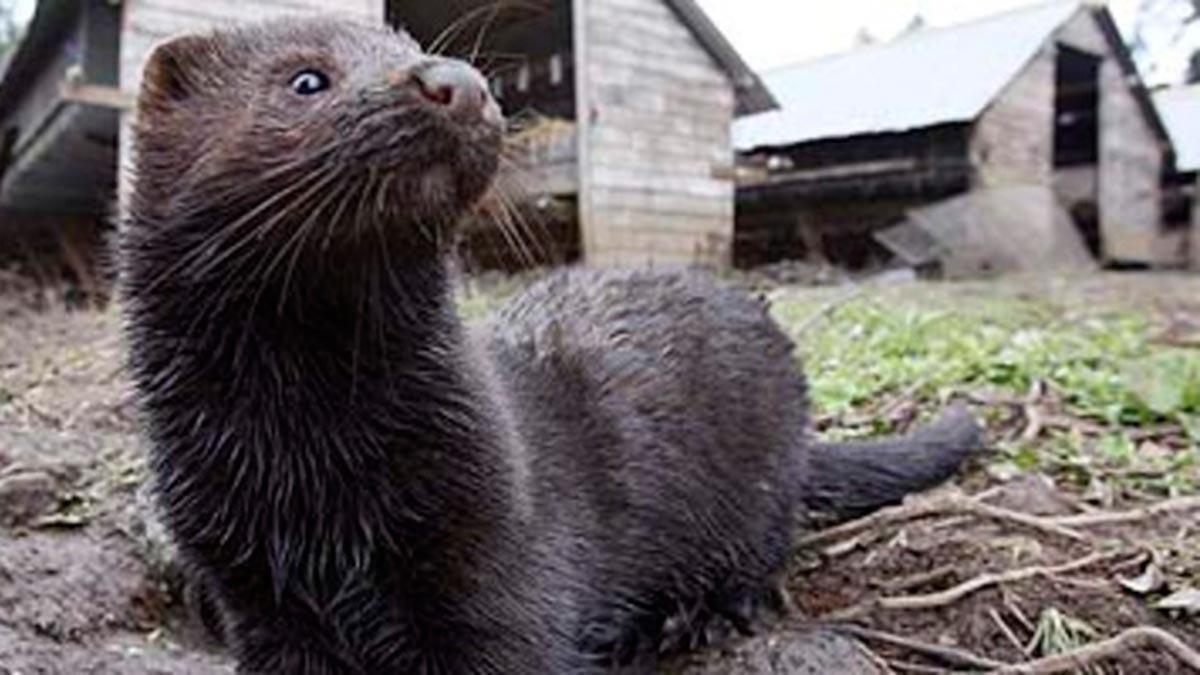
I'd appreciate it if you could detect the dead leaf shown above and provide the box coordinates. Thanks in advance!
[1117,564,1166,596]
[1154,587,1200,614]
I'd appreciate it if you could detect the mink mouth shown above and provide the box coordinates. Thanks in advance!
[343,110,503,202]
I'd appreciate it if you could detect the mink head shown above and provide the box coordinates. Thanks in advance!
[127,18,503,261]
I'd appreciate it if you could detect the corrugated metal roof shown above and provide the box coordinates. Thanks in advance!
[734,0,1082,151]
[1155,84,1200,173]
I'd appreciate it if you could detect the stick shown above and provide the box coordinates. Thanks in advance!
[1049,496,1200,528]
[989,607,1027,655]
[879,552,1113,612]
[798,495,955,549]
[1020,380,1046,443]
[963,500,1088,542]
[852,640,898,675]
[988,626,1200,673]
[887,661,949,674]
[880,565,958,595]
[837,625,1006,671]
[798,493,1087,550]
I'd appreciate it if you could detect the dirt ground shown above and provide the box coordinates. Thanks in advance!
[1,273,1198,674]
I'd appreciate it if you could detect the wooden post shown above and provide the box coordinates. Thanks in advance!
[571,0,595,264]
[1192,176,1200,270]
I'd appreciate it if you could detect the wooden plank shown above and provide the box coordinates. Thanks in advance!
[61,83,134,111]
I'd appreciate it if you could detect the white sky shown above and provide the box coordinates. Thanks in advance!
[696,0,1134,69]
[694,0,1197,84]
[7,0,1198,83]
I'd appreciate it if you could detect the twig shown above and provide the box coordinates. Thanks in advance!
[837,625,1006,671]
[1001,592,1035,636]
[1019,380,1046,443]
[879,552,1114,612]
[824,534,868,558]
[852,640,898,675]
[963,500,1088,542]
[799,493,1088,550]
[880,565,958,595]
[1048,496,1200,528]
[798,495,955,549]
[887,661,950,674]
[988,626,1200,673]
[989,607,1027,655]
[1040,415,1186,442]
[1045,574,1110,591]
[1108,549,1152,575]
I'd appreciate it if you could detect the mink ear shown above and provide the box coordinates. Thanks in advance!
[139,34,214,111]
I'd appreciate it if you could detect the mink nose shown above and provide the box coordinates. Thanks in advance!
[411,59,500,124]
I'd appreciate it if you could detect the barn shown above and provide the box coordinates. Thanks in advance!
[0,0,774,287]
[733,0,1181,274]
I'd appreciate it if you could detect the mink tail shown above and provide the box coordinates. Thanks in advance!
[803,404,983,521]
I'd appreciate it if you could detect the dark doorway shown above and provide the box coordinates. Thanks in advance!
[1054,45,1103,258]
[1054,45,1101,168]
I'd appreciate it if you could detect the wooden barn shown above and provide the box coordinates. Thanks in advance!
[0,0,773,284]
[1155,84,1200,269]
[734,0,1182,274]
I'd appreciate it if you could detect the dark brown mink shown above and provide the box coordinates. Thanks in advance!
[118,17,981,675]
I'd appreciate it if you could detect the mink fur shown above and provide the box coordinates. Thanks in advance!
[119,18,980,674]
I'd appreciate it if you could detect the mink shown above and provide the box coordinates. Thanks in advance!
[118,17,980,674]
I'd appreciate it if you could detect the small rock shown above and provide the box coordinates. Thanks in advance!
[667,628,884,675]
[0,471,59,528]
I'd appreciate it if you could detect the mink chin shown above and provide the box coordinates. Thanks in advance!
[119,16,982,675]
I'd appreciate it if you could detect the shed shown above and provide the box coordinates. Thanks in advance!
[734,0,1180,272]
[0,0,773,279]
[1154,84,1200,268]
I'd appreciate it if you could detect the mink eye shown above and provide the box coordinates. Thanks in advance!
[290,69,330,95]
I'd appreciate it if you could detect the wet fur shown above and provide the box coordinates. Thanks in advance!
[120,18,979,674]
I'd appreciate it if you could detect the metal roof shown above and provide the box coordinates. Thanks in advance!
[1155,84,1200,173]
[735,0,1083,151]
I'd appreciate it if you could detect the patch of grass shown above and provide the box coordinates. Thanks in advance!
[776,295,1180,419]
[1029,607,1103,673]
[772,286,1200,496]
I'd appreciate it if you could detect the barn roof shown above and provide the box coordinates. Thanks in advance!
[663,0,777,116]
[735,0,1084,151]
[1154,84,1200,173]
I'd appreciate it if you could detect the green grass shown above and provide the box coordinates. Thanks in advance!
[770,286,1200,497]
[773,294,1197,424]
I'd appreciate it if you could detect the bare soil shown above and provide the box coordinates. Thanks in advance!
[1,275,1197,674]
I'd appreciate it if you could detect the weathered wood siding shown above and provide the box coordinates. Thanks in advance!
[1,2,122,214]
[1193,176,1200,268]
[970,9,1169,266]
[967,41,1059,254]
[116,0,383,209]
[1055,11,1167,265]
[577,0,737,267]
[969,44,1055,190]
